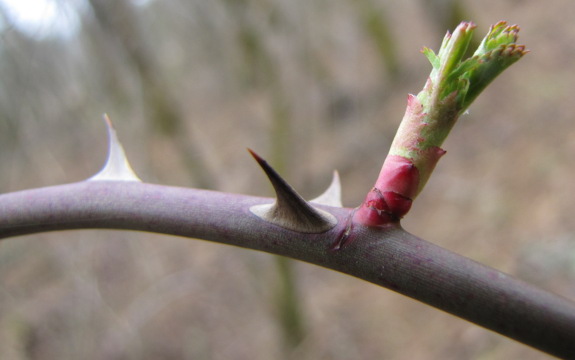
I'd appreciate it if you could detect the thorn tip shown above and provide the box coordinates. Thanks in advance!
[248,149,337,233]
[88,115,142,182]
[310,171,343,207]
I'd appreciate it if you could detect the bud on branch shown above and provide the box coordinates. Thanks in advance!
[354,21,528,227]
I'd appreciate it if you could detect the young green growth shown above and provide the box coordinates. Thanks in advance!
[354,21,527,227]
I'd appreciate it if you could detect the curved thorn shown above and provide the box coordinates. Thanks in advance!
[88,114,142,182]
[247,149,337,233]
[310,171,342,207]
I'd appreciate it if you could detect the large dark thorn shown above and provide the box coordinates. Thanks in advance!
[248,149,337,233]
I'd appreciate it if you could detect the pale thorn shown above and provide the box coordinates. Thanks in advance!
[310,171,343,207]
[248,149,337,233]
[88,114,142,182]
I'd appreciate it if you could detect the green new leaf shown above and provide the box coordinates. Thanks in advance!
[420,21,527,116]
[433,22,475,87]
[422,47,440,70]
[474,22,520,55]
[452,22,525,112]
[389,21,527,198]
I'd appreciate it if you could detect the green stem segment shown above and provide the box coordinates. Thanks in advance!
[355,21,528,226]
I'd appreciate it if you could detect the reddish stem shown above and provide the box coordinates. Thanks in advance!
[353,155,420,226]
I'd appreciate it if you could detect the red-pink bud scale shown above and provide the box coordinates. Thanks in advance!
[353,155,419,226]
[354,95,447,226]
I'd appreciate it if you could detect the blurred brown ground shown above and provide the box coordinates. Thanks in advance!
[0,0,573,359]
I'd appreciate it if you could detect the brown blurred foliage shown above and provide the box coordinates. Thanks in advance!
[0,0,574,359]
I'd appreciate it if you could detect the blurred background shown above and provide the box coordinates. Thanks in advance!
[0,0,574,359]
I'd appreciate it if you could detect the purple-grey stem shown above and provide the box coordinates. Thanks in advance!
[0,181,574,358]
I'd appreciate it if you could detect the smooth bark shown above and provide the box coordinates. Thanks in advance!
[0,181,574,358]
